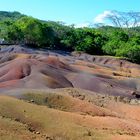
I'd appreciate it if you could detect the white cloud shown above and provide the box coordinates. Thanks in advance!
[94,11,140,27]
[138,22,140,26]
[74,22,92,28]
[94,10,113,23]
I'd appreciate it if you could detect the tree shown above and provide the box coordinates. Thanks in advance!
[105,11,140,28]
[102,29,129,55]
[13,17,55,47]
[7,23,23,44]
[74,28,106,54]
[46,21,77,50]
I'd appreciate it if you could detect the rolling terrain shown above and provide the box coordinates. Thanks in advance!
[0,45,140,140]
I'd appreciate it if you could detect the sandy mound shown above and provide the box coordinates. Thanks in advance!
[0,45,140,99]
[0,45,140,140]
[0,94,140,140]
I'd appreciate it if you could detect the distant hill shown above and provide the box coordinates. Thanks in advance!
[0,11,25,21]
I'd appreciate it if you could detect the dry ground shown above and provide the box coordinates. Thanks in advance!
[0,46,140,140]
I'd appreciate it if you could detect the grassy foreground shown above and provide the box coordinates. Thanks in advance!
[0,89,140,140]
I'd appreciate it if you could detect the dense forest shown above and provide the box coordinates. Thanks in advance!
[0,11,140,63]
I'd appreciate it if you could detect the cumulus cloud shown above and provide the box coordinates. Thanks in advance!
[94,10,113,23]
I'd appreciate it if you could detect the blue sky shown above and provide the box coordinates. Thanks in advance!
[0,0,140,27]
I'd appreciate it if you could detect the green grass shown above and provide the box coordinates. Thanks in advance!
[23,92,73,111]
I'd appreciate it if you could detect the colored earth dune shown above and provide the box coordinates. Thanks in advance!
[0,45,140,140]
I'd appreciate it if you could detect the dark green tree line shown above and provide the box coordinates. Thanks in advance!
[0,11,140,63]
